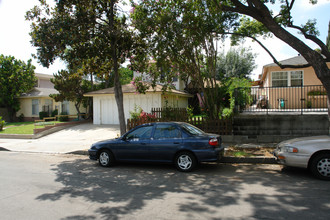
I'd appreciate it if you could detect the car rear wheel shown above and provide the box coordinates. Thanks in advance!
[175,152,197,172]
[98,149,114,167]
[310,153,330,180]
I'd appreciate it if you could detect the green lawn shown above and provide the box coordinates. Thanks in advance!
[0,121,64,135]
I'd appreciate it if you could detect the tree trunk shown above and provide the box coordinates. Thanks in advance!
[7,106,15,122]
[113,59,126,135]
[74,102,81,120]
[109,0,126,135]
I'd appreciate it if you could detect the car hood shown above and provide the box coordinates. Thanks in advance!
[92,138,121,146]
[280,135,330,146]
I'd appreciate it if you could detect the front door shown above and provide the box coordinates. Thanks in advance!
[115,125,153,161]
[149,124,183,162]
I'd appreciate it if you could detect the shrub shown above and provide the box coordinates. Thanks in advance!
[129,105,143,120]
[18,113,24,122]
[39,111,49,120]
[51,109,58,117]
[59,112,69,122]
[186,106,194,118]
[307,90,327,96]
[0,116,5,131]
[139,111,156,122]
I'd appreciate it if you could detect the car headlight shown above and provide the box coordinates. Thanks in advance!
[284,146,299,153]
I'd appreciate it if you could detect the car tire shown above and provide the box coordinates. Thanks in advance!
[98,149,115,167]
[310,153,330,180]
[175,151,197,172]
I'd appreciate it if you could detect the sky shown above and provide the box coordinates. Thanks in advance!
[0,0,329,80]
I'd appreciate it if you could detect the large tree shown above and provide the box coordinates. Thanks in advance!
[0,55,36,121]
[131,0,238,119]
[211,0,330,115]
[26,0,138,134]
[132,0,330,116]
[217,47,256,79]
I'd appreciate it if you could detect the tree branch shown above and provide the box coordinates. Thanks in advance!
[287,23,330,60]
[221,31,312,69]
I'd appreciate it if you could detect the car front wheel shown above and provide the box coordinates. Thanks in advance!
[98,149,114,167]
[310,153,330,180]
[175,152,197,172]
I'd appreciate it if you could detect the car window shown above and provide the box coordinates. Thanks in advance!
[153,124,181,139]
[180,123,204,135]
[126,125,153,140]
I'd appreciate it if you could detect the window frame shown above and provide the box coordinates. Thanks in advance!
[271,70,303,87]
[153,124,182,139]
[125,125,153,140]
[32,99,39,115]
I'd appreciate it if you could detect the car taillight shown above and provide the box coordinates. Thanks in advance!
[209,138,218,146]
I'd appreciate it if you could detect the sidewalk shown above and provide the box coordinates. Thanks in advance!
[0,123,120,154]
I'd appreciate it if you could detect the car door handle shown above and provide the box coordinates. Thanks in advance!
[173,142,180,144]
[140,142,147,145]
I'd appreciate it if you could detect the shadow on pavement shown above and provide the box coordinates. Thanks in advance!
[36,159,330,219]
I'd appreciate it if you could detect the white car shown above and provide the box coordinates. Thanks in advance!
[274,136,330,180]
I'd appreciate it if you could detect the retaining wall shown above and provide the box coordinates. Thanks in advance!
[228,114,329,143]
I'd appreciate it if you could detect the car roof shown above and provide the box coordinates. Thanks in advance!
[141,122,186,126]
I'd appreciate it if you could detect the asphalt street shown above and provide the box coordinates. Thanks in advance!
[1,152,329,220]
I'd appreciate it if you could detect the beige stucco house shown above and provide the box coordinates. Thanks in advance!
[255,56,330,109]
[84,83,192,125]
[17,73,86,121]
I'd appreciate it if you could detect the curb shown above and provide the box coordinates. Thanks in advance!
[220,156,276,164]
[67,150,89,155]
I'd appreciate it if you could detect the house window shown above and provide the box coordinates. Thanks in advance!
[61,101,69,114]
[271,71,303,87]
[43,99,53,114]
[32,99,39,115]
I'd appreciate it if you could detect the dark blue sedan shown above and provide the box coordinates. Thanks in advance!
[88,122,224,172]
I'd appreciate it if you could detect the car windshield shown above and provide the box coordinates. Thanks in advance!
[181,123,204,135]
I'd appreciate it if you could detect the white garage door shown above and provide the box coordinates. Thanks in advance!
[100,97,118,124]
[96,93,161,125]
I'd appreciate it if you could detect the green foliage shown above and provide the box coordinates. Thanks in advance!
[39,111,49,120]
[186,106,194,118]
[307,90,327,96]
[0,54,36,121]
[51,109,58,117]
[50,70,91,115]
[0,116,5,131]
[26,0,142,134]
[131,0,239,119]
[218,77,252,118]
[131,76,150,94]
[217,47,256,79]
[18,113,25,122]
[120,67,134,85]
[129,105,143,120]
[301,19,320,36]
[129,105,156,122]
[58,112,69,122]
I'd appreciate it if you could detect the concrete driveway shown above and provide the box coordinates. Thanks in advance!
[0,123,120,154]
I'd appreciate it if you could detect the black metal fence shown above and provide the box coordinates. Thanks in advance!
[235,85,328,114]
